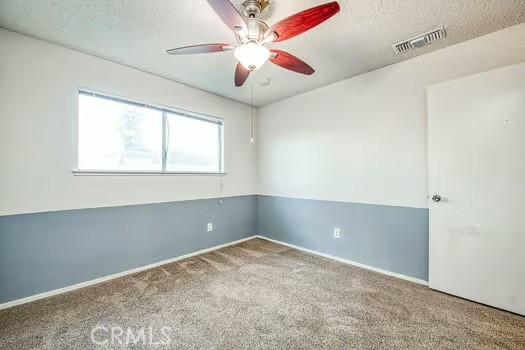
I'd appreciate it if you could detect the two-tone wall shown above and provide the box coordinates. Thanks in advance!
[0,29,257,304]
[256,23,525,282]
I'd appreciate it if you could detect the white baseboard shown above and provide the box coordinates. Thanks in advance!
[0,235,258,310]
[256,235,428,286]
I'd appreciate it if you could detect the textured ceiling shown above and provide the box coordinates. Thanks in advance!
[0,0,524,106]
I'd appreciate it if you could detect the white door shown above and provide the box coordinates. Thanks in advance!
[428,63,525,316]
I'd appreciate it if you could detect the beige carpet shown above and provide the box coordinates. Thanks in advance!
[0,238,523,349]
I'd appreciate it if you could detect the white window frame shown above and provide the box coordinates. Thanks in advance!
[73,89,225,176]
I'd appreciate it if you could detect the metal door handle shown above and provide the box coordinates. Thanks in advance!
[432,194,442,203]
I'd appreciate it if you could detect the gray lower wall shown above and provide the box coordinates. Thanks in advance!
[1,194,429,304]
[257,195,429,281]
[0,196,256,303]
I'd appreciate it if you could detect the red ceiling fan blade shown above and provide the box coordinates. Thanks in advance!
[270,50,315,75]
[235,63,250,87]
[268,1,340,43]
[166,43,233,55]
[207,0,247,32]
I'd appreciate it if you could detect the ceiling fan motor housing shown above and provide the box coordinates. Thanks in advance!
[240,19,269,43]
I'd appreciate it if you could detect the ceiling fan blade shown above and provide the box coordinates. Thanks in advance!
[235,63,250,87]
[270,50,315,75]
[207,0,247,32]
[268,1,340,43]
[166,43,233,55]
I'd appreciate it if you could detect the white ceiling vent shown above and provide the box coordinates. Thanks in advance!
[393,27,446,54]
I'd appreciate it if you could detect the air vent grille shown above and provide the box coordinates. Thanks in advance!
[393,27,446,54]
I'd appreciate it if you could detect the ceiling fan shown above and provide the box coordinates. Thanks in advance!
[166,0,340,87]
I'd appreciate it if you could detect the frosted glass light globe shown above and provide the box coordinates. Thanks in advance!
[234,42,270,71]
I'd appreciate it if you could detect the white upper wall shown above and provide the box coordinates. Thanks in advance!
[257,23,525,209]
[0,29,256,216]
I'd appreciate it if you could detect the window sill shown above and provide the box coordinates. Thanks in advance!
[72,170,227,176]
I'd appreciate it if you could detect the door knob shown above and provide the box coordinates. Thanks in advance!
[431,194,442,203]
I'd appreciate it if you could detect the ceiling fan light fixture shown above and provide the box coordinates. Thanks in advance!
[234,42,270,71]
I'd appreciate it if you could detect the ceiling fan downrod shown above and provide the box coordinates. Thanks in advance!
[241,0,268,18]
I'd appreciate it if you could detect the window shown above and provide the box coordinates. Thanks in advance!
[77,91,223,174]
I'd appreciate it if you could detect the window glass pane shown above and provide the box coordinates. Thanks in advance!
[78,94,162,171]
[166,113,221,172]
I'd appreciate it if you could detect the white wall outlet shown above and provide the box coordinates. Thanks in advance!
[333,227,341,238]
[207,223,213,232]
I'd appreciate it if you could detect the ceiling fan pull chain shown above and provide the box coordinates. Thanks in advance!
[250,81,255,143]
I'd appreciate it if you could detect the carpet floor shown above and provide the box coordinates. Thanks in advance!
[0,238,524,349]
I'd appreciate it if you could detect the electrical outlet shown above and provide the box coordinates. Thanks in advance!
[333,227,341,239]
[207,223,213,232]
